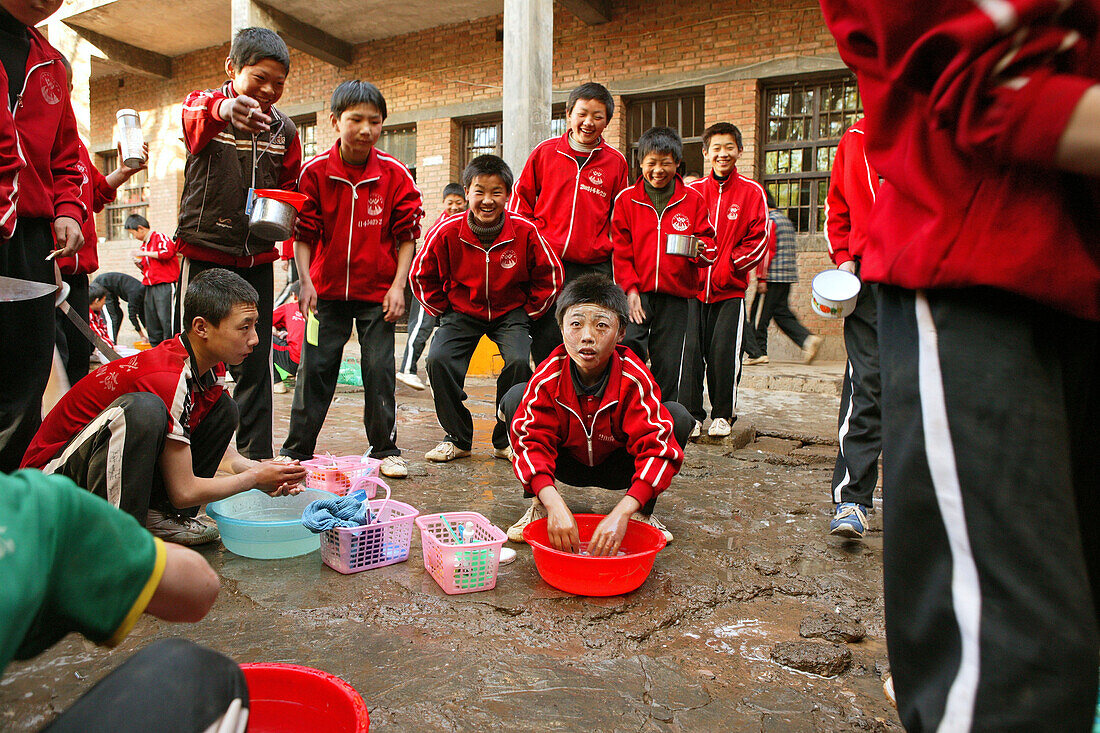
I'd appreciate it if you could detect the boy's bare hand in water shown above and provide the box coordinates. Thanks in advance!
[588,496,642,556]
[538,486,580,553]
[253,459,306,496]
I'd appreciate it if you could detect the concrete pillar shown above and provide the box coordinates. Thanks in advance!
[46,21,96,141]
[502,0,553,175]
[231,0,270,37]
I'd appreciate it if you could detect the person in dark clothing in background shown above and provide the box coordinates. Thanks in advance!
[93,271,148,343]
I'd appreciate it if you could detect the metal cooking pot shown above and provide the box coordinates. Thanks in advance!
[664,234,699,257]
[249,196,298,241]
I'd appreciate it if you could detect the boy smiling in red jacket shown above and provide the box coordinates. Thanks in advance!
[280,80,423,479]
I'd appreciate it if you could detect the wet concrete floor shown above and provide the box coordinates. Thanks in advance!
[1,366,900,732]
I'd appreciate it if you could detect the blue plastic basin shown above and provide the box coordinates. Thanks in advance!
[207,489,330,559]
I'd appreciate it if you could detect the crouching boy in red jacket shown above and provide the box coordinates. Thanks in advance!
[502,274,693,551]
[410,155,563,463]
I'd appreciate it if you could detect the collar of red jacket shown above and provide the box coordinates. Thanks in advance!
[704,166,741,190]
[457,211,517,249]
[627,175,689,210]
[548,343,626,414]
[323,141,382,182]
[552,131,607,158]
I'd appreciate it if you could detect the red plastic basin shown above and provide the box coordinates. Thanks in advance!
[240,663,369,732]
[523,513,667,596]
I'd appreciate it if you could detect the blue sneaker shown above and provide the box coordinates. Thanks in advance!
[830,502,869,538]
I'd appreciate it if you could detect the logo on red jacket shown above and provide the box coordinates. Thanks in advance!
[500,249,517,270]
[76,161,89,188]
[41,72,62,105]
[588,169,604,187]
[367,195,383,217]
[727,203,741,221]
[671,213,690,232]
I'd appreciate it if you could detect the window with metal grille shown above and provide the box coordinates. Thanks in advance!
[760,75,862,233]
[625,90,706,180]
[293,115,318,159]
[99,150,148,240]
[379,125,417,180]
[461,108,567,170]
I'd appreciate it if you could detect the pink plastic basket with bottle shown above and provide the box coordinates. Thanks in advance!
[414,511,507,595]
[319,478,419,574]
[300,453,381,496]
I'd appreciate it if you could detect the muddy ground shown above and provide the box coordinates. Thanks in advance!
[1,364,899,732]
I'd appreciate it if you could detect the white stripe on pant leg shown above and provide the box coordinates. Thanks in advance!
[402,305,426,373]
[915,291,981,733]
[43,405,129,508]
[176,258,191,334]
[833,360,856,504]
[731,299,744,413]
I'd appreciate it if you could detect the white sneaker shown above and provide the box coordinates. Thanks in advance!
[689,420,702,440]
[425,441,471,463]
[273,380,287,394]
[145,508,220,546]
[379,455,408,478]
[493,445,513,462]
[802,335,823,364]
[631,512,673,543]
[708,417,732,437]
[396,371,427,391]
[744,355,769,365]
[498,547,517,565]
[507,498,547,542]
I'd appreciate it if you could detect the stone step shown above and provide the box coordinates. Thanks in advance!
[739,361,844,396]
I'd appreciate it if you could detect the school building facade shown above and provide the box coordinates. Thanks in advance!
[48,0,859,360]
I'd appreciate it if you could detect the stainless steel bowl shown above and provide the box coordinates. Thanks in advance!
[664,234,699,257]
[249,196,298,241]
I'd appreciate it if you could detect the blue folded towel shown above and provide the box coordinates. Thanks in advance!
[301,494,373,532]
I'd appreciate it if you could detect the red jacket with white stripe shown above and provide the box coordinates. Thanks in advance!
[5,27,85,226]
[509,345,684,506]
[57,140,116,276]
[137,231,180,286]
[508,133,630,264]
[22,334,225,470]
[296,142,423,302]
[824,120,879,267]
[410,211,563,321]
[611,177,717,299]
[819,0,1100,319]
[89,310,114,347]
[688,170,770,302]
[0,68,22,240]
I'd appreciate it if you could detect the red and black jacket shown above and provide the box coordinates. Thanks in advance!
[824,119,880,267]
[688,170,770,302]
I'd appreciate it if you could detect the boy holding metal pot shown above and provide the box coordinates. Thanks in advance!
[610,126,716,409]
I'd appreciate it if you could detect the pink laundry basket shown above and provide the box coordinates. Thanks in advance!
[319,496,419,574]
[414,512,507,595]
[301,454,381,496]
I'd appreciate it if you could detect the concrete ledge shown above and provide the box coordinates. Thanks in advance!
[691,420,755,450]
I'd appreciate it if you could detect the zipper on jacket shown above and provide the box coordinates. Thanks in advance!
[485,247,492,321]
[557,396,620,467]
[706,182,726,302]
[12,61,55,114]
[557,148,593,260]
[348,188,357,300]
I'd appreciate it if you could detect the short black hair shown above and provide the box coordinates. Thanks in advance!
[567,82,614,119]
[637,126,682,163]
[765,189,777,208]
[442,182,464,200]
[88,283,108,301]
[230,28,290,73]
[702,122,743,151]
[124,214,150,231]
[462,155,513,193]
[183,268,259,331]
[330,80,387,121]
[555,274,629,331]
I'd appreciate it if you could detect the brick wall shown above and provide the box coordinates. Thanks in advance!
[86,0,848,359]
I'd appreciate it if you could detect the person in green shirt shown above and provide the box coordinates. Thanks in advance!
[1,469,249,731]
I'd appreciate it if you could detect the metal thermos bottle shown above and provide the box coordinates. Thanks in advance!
[116,109,144,168]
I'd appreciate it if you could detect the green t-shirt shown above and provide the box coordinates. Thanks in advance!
[0,470,165,672]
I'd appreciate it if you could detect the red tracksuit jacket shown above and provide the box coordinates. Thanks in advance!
[0,69,21,240]
[688,170,770,302]
[824,119,879,267]
[410,211,563,321]
[611,177,717,299]
[5,27,84,226]
[272,302,305,365]
[508,133,630,265]
[510,344,684,506]
[57,140,117,276]
[296,142,424,302]
[138,231,180,286]
[819,0,1100,319]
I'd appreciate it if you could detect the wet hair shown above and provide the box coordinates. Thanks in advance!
[702,122,743,151]
[462,155,513,193]
[124,214,150,231]
[766,189,777,208]
[230,27,291,73]
[330,80,387,120]
[567,82,614,119]
[183,268,259,331]
[88,283,108,301]
[442,182,465,200]
[637,126,682,163]
[555,274,629,331]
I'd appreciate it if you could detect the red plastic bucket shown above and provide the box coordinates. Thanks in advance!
[240,663,369,732]
[523,513,667,596]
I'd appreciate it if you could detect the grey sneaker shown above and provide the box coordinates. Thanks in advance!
[146,508,220,546]
[425,441,471,462]
[632,512,673,542]
[507,498,547,543]
[493,446,514,462]
[379,455,408,479]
